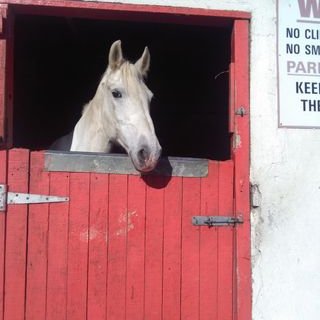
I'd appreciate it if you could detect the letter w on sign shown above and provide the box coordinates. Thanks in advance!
[298,0,320,18]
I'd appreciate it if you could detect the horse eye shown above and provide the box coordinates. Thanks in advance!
[112,90,122,98]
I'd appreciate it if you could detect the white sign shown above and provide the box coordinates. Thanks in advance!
[278,0,320,128]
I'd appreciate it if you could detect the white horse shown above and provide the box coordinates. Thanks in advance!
[51,40,161,173]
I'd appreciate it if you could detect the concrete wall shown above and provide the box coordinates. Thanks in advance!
[83,1,320,319]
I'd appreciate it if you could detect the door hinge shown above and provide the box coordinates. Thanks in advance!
[192,215,243,227]
[0,184,69,212]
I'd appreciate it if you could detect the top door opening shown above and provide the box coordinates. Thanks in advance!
[13,13,232,160]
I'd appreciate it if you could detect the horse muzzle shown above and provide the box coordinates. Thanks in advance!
[130,145,162,173]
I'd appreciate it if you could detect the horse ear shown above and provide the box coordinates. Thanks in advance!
[108,40,124,70]
[135,46,150,77]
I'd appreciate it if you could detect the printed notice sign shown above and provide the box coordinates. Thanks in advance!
[278,0,320,128]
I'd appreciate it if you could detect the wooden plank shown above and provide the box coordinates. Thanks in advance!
[87,173,109,320]
[66,172,90,319]
[233,19,251,320]
[106,174,128,320]
[0,7,13,148]
[3,8,13,148]
[144,176,165,320]
[217,161,234,320]
[199,161,219,320]
[46,171,70,320]
[181,176,201,320]
[4,148,29,320]
[0,150,7,320]
[229,62,235,134]
[5,0,251,21]
[0,6,7,147]
[0,39,5,146]
[162,177,182,320]
[25,151,49,320]
[126,175,146,320]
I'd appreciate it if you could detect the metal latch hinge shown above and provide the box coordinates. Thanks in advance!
[0,184,69,212]
[192,215,243,227]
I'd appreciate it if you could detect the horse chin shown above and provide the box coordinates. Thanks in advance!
[129,152,159,173]
[131,159,158,173]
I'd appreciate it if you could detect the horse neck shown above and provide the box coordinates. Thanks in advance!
[78,85,116,150]
[96,84,116,129]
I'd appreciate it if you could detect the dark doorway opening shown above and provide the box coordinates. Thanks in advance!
[14,14,231,160]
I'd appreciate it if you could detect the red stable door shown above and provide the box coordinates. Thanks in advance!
[0,4,250,320]
[0,150,245,320]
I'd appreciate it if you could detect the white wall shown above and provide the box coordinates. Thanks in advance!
[83,1,320,319]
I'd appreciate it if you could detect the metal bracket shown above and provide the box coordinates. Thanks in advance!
[0,184,69,212]
[192,216,243,227]
[235,106,247,117]
[45,151,208,177]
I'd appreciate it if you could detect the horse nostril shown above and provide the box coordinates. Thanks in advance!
[138,147,149,162]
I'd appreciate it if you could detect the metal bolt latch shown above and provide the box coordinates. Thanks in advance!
[192,216,243,227]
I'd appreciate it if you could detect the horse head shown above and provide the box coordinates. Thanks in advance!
[101,40,161,173]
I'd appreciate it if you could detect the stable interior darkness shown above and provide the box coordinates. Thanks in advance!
[13,15,231,160]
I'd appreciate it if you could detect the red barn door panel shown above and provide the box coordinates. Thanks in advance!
[4,149,29,320]
[1,150,236,320]
[0,150,6,320]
